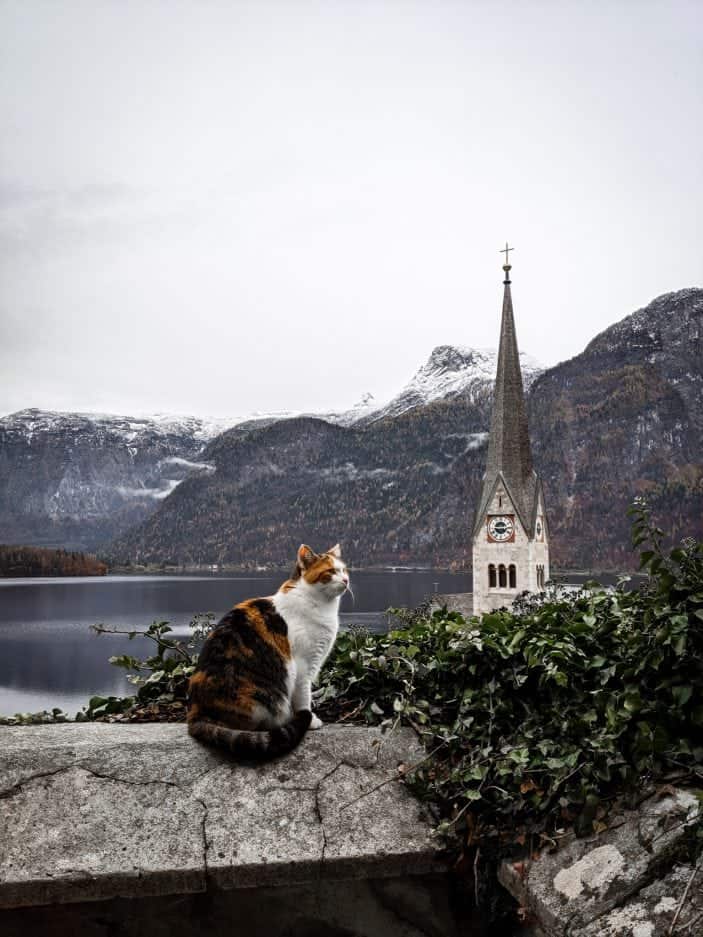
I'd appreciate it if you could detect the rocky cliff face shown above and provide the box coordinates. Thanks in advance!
[113,289,703,571]
[0,411,221,550]
[530,287,703,569]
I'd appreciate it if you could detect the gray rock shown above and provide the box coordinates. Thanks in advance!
[499,788,701,936]
[574,862,703,936]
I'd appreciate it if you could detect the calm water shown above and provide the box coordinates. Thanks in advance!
[0,570,470,716]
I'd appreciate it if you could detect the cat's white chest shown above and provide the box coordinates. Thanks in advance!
[273,590,339,677]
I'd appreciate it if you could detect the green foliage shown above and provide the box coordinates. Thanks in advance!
[0,707,71,726]
[317,498,703,842]
[85,613,216,716]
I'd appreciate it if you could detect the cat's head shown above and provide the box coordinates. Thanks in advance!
[294,543,349,597]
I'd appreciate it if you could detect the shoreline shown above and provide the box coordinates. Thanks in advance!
[0,565,646,581]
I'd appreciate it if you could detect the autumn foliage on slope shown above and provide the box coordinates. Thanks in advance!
[0,544,107,577]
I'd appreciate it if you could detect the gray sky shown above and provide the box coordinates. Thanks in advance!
[1,0,701,419]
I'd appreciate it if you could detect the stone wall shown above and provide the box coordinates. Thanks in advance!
[0,723,472,937]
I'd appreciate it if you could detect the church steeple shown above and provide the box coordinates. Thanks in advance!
[477,247,535,531]
[471,245,550,615]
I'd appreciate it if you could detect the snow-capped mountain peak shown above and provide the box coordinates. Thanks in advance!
[363,345,542,423]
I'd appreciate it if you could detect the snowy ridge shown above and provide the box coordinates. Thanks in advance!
[1,344,542,445]
[586,288,703,355]
[0,408,288,444]
[362,345,542,423]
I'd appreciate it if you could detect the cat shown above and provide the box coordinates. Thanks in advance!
[187,543,349,759]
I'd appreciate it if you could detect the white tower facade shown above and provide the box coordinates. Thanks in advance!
[472,253,550,616]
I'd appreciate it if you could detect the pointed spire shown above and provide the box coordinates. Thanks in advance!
[473,247,536,532]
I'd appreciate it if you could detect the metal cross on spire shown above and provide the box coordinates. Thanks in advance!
[500,241,514,284]
[500,242,514,266]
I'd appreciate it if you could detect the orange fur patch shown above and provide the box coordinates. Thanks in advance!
[239,599,291,659]
[303,555,337,584]
[224,641,254,659]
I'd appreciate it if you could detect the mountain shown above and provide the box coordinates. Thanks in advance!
[529,287,703,569]
[0,346,507,551]
[112,288,703,572]
[4,288,701,569]
[363,345,541,424]
[0,410,225,550]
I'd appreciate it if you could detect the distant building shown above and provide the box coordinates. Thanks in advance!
[472,249,550,615]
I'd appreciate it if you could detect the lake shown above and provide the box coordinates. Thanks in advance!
[0,570,470,716]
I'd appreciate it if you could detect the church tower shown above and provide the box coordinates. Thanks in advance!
[472,247,549,615]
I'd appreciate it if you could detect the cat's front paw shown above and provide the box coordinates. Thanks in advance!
[309,714,324,730]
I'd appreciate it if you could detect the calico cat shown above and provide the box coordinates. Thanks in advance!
[187,543,349,759]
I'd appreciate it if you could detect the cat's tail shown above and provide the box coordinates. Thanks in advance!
[187,709,313,760]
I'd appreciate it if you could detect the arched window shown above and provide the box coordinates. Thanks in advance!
[488,564,496,588]
[509,564,516,588]
[498,564,507,588]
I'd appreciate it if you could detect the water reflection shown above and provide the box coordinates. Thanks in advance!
[0,570,471,715]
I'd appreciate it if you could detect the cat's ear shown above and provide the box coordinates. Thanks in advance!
[297,544,316,569]
[327,543,342,558]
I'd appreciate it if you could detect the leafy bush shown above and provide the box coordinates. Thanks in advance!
[83,614,216,718]
[316,499,703,842]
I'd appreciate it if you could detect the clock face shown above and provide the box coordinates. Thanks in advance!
[536,519,543,539]
[487,515,514,542]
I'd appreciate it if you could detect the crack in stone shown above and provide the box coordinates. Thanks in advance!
[2,762,211,896]
[78,764,183,789]
[2,728,432,906]
[0,766,76,800]
[313,761,347,866]
[193,796,210,886]
[0,755,197,800]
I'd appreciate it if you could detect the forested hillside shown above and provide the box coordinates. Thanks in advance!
[0,545,107,577]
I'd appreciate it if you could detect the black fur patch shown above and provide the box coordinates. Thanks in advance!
[192,605,290,717]
[251,598,288,635]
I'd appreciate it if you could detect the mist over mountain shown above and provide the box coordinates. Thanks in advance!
[2,288,701,571]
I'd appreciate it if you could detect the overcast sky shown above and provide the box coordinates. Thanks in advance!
[1,0,701,419]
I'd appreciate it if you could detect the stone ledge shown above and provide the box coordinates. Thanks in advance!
[0,724,445,910]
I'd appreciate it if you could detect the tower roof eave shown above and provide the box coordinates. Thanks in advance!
[471,470,532,538]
